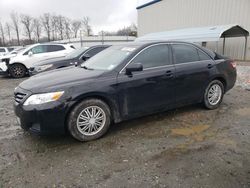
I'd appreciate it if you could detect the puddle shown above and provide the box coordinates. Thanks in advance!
[234,107,250,116]
[171,125,210,136]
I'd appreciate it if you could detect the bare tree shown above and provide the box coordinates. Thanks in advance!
[64,18,71,40]
[10,12,20,45]
[51,14,59,41]
[33,18,42,42]
[0,21,5,45]
[71,20,82,38]
[21,14,34,43]
[57,15,65,40]
[82,17,92,36]
[41,13,51,41]
[5,22,11,43]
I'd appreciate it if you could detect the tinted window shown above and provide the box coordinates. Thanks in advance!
[47,45,65,52]
[198,50,211,60]
[85,47,107,57]
[132,44,171,69]
[0,48,6,52]
[173,44,199,64]
[31,45,47,54]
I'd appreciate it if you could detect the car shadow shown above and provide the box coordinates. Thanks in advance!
[22,103,205,147]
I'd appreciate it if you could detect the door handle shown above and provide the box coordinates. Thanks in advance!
[207,64,213,69]
[165,70,173,77]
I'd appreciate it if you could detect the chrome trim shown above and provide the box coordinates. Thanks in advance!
[119,42,213,74]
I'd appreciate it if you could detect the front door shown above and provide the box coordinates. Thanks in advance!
[117,44,176,118]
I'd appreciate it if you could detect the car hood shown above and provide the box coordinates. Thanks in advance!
[19,66,105,92]
[35,57,73,66]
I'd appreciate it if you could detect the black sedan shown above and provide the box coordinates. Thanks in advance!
[29,45,110,75]
[14,41,237,141]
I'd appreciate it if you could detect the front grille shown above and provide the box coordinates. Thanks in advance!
[14,92,27,104]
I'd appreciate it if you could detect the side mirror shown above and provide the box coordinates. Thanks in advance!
[28,51,33,56]
[125,63,143,75]
[82,54,91,61]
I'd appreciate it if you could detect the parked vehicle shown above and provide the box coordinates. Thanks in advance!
[1,47,25,61]
[4,43,75,78]
[29,45,110,75]
[14,41,237,141]
[0,47,10,56]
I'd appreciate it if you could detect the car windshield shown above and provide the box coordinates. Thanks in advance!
[66,47,89,59]
[81,45,138,71]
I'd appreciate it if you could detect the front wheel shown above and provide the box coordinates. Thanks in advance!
[67,99,111,141]
[9,64,27,78]
[204,80,224,110]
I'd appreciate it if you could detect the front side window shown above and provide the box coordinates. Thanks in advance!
[31,45,47,54]
[85,47,107,57]
[172,44,200,64]
[131,44,171,69]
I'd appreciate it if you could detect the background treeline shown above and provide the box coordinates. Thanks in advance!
[0,12,137,46]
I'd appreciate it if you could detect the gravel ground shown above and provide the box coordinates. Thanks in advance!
[0,66,250,188]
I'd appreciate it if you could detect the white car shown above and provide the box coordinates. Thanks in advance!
[5,43,75,78]
[0,47,10,56]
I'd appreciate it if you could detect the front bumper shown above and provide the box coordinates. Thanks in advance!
[14,88,69,135]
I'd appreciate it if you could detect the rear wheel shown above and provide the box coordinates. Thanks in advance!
[9,64,26,78]
[67,99,111,141]
[204,80,224,109]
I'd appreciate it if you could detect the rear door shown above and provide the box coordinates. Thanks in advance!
[117,44,176,118]
[172,43,215,105]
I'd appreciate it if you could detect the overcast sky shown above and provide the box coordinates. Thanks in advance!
[0,0,150,34]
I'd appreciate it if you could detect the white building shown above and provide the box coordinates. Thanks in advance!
[137,0,250,60]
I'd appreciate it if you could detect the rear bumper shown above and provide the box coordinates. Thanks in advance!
[225,68,237,92]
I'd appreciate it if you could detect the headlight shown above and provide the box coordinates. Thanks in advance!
[23,91,64,106]
[35,64,53,72]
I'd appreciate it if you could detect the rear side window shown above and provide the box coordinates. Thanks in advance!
[131,44,171,69]
[85,47,106,57]
[47,45,65,52]
[172,44,199,64]
[198,50,211,60]
[0,48,6,52]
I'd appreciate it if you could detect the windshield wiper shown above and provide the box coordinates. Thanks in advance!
[82,65,94,70]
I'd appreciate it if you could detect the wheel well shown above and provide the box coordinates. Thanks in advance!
[8,63,28,71]
[64,95,121,132]
[213,77,227,91]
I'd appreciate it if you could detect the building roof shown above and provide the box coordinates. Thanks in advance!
[136,24,249,42]
[136,0,162,10]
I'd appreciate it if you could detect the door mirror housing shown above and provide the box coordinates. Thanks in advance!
[125,63,143,75]
[28,51,33,56]
[82,54,91,61]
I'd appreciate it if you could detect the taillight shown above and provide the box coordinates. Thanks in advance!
[230,61,237,68]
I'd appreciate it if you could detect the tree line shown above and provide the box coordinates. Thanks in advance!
[0,12,137,47]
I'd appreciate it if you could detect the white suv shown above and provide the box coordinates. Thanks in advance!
[6,43,75,78]
[0,47,10,56]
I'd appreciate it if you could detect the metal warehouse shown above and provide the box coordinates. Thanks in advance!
[137,0,250,60]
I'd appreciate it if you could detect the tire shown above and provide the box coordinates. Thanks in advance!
[67,99,111,142]
[204,80,224,110]
[9,64,27,78]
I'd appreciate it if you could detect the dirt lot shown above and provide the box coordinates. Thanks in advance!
[0,66,250,188]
